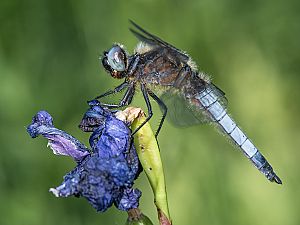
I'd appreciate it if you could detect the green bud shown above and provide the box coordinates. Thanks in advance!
[125,209,154,225]
[125,214,154,225]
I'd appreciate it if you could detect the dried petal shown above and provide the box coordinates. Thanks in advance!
[27,104,142,212]
[80,100,136,160]
[50,154,141,212]
[27,110,54,138]
[79,100,110,132]
[27,111,90,161]
[115,188,142,211]
[90,116,132,158]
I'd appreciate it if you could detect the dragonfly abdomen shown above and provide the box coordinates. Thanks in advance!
[194,86,282,184]
[216,113,282,184]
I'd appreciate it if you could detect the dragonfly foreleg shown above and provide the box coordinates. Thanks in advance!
[94,81,128,100]
[99,85,135,108]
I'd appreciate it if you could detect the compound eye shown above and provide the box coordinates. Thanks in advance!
[106,45,127,72]
[102,57,111,73]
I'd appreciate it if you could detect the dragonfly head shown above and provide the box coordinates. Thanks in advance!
[101,44,128,79]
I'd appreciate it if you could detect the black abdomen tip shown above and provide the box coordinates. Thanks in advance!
[271,174,282,185]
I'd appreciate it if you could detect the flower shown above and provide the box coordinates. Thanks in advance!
[27,110,90,161]
[27,101,142,212]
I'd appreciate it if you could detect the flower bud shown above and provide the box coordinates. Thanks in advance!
[125,209,154,225]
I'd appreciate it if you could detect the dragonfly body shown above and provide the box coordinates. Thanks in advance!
[96,20,282,184]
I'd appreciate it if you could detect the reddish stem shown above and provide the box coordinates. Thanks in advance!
[158,209,172,225]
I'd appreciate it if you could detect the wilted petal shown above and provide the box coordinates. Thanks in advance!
[28,105,143,213]
[80,100,133,158]
[27,111,90,161]
[27,110,54,138]
[115,188,142,211]
[50,154,139,212]
[44,133,90,161]
[89,119,141,180]
[79,100,110,132]
[91,116,132,158]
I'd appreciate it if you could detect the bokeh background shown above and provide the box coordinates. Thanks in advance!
[1,0,299,225]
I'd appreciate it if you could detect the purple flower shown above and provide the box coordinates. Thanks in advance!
[27,101,142,212]
[27,110,90,161]
[50,155,141,211]
[80,100,134,159]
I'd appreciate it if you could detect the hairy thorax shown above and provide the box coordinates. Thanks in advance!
[133,51,185,87]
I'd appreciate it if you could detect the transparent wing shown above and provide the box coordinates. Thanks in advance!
[160,83,228,127]
[161,90,201,127]
[129,20,190,64]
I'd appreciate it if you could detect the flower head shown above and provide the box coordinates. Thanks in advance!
[27,101,142,212]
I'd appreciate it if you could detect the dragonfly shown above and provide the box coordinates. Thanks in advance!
[94,20,282,184]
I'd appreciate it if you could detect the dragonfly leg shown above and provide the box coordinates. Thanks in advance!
[93,81,128,100]
[131,83,153,136]
[148,90,167,137]
[100,85,135,108]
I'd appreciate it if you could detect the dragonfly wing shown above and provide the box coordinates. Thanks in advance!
[129,20,190,64]
[160,83,228,127]
[161,90,203,127]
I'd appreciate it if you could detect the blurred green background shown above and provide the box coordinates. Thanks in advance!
[1,0,299,224]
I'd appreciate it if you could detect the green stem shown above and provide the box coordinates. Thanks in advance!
[131,113,171,225]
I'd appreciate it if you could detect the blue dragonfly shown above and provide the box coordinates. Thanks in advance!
[94,20,282,184]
